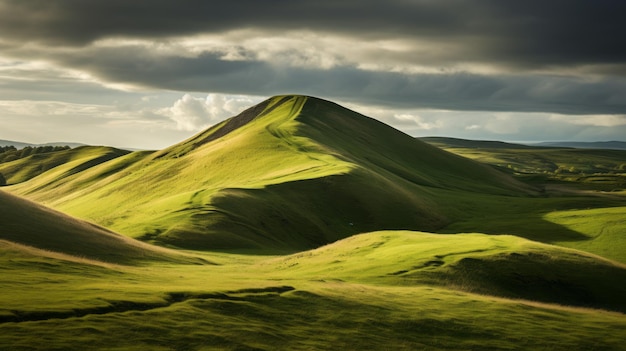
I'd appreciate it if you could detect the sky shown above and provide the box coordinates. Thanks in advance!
[1,0,625,149]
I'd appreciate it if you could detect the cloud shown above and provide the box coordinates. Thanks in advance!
[1,1,624,73]
[0,98,195,149]
[550,114,626,127]
[339,102,626,142]
[5,41,623,116]
[1,1,625,118]
[160,93,261,131]
[1,1,625,147]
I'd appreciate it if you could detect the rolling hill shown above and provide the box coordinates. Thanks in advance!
[0,146,130,186]
[533,141,626,150]
[0,190,202,264]
[265,230,626,313]
[2,228,626,350]
[7,95,536,251]
[419,136,539,150]
[0,139,85,149]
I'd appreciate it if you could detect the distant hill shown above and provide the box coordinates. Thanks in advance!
[419,136,540,149]
[0,139,85,149]
[420,137,626,151]
[0,146,131,185]
[531,141,626,150]
[421,136,626,191]
[6,95,535,251]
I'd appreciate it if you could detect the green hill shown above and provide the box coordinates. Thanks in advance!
[419,136,539,150]
[7,95,535,251]
[0,146,130,185]
[0,190,202,264]
[266,230,626,313]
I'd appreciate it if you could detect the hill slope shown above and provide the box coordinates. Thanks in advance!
[8,95,535,251]
[266,230,626,313]
[2,229,626,350]
[0,146,130,186]
[0,190,200,264]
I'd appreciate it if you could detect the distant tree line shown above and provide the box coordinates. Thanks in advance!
[0,145,71,164]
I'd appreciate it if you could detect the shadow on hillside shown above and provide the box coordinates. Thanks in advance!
[439,190,626,245]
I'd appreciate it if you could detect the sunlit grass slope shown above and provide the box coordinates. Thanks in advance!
[265,230,626,313]
[8,95,535,251]
[545,206,626,263]
[0,146,130,186]
[2,230,626,350]
[0,190,201,264]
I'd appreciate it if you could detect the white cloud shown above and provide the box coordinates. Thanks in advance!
[393,113,442,130]
[549,114,626,127]
[160,93,261,131]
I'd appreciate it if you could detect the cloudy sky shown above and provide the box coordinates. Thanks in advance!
[1,0,625,149]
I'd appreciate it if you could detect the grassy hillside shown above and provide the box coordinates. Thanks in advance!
[7,95,536,251]
[0,146,130,185]
[265,231,626,312]
[2,230,626,350]
[0,190,202,264]
[420,136,538,150]
[534,140,626,150]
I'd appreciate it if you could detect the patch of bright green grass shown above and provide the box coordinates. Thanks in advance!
[545,206,626,263]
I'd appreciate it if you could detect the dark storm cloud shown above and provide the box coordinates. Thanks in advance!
[1,0,625,120]
[52,47,626,115]
[1,0,625,71]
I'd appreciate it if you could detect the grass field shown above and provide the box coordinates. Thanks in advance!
[2,95,626,350]
[2,231,626,350]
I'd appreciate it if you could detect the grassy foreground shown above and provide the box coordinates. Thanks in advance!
[2,231,626,350]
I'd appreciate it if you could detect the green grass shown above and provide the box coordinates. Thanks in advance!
[2,230,626,350]
[0,146,130,186]
[546,206,626,263]
[263,231,626,312]
[0,190,202,265]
